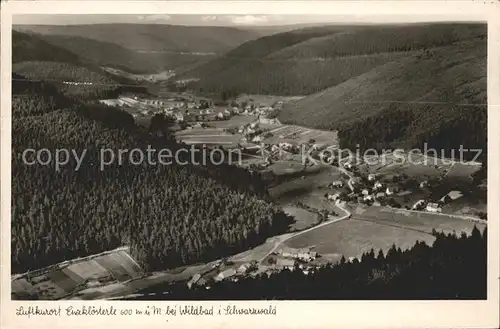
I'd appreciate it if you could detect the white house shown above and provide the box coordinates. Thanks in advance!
[252,136,263,143]
[280,247,298,258]
[331,180,344,188]
[271,144,281,152]
[214,268,237,282]
[412,200,426,210]
[426,202,442,213]
[237,263,251,274]
[442,190,463,201]
[386,187,395,195]
[363,195,374,201]
[279,142,293,151]
[420,180,429,188]
[327,193,340,201]
[174,112,184,122]
[344,162,353,169]
[362,189,370,196]
[276,257,296,269]
[368,174,376,181]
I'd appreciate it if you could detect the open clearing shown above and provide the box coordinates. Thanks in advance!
[285,216,435,258]
[12,248,142,300]
[236,94,305,106]
[358,153,452,180]
[284,206,485,258]
[446,163,481,180]
[269,164,342,203]
[175,128,242,146]
[263,125,338,146]
[209,116,257,129]
[282,205,320,231]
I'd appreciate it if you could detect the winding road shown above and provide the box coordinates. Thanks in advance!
[258,200,352,263]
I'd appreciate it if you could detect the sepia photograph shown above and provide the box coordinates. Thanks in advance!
[1,1,499,328]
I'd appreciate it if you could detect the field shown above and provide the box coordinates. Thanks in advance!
[102,67,175,82]
[282,205,320,231]
[11,248,143,300]
[358,153,452,180]
[446,163,481,180]
[264,125,338,146]
[284,206,485,259]
[269,163,342,200]
[236,94,305,107]
[209,115,257,129]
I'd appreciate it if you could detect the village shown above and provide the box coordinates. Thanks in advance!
[185,246,321,291]
[93,92,486,295]
[100,92,484,220]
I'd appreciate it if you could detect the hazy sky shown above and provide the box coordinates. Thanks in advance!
[13,14,344,26]
[12,14,448,26]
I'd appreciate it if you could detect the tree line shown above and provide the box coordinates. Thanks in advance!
[338,104,487,162]
[130,227,487,300]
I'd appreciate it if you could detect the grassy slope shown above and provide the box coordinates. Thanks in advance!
[279,38,486,129]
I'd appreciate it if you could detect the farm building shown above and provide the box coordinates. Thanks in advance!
[326,193,340,201]
[374,182,384,190]
[385,187,396,195]
[297,248,317,261]
[11,247,142,300]
[420,180,429,188]
[375,192,386,199]
[174,112,184,122]
[237,263,251,274]
[441,190,463,202]
[214,268,237,282]
[426,202,443,213]
[276,258,296,269]
[252,136,263,143]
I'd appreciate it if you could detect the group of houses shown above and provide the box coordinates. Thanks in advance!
[187,261,258,289]
[279,247,317,261]
[63,81,94,86]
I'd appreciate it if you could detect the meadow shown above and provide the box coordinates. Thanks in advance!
[284,206,485,259]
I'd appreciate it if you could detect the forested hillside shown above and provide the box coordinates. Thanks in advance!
[11,78,291,273]
[279,37,486,127]
[12,30,81,64]
[23,33,217,74]
[278,37,486,158]
[15,24,262,54]
[131,228,487,300]
[13,31,146,98]
[179,23,485,96]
